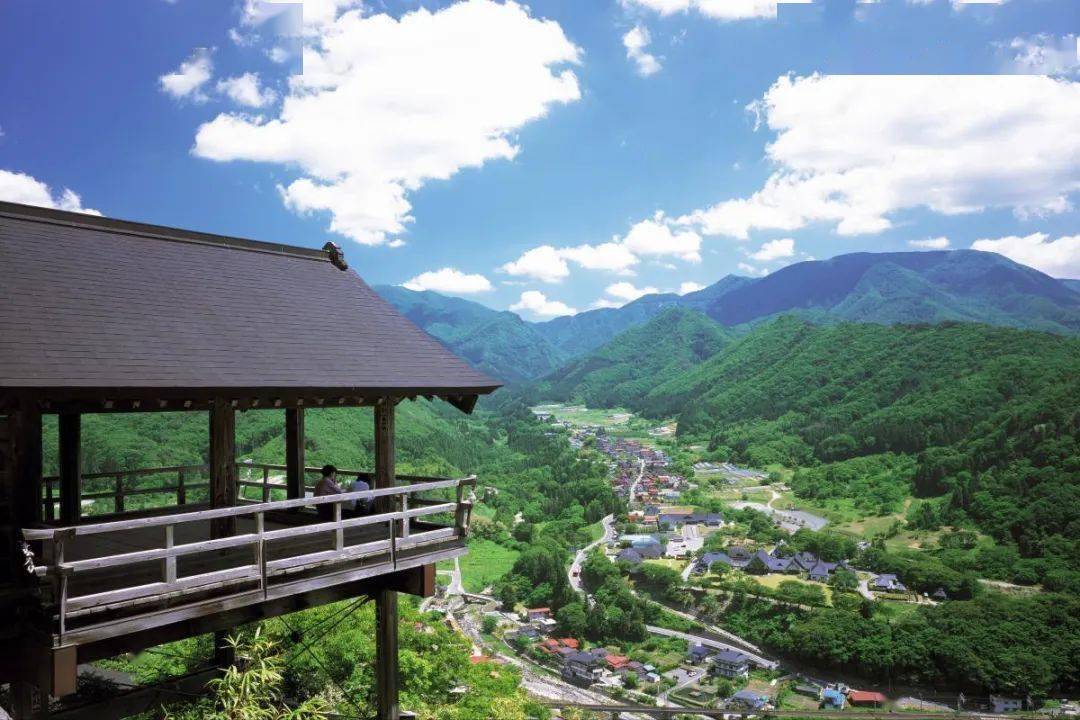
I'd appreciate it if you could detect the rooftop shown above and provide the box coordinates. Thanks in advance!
[0,201,499,404]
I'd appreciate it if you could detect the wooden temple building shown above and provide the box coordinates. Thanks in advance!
[0,201,500,718]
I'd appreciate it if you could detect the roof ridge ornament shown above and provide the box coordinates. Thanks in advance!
[323,241,348,271]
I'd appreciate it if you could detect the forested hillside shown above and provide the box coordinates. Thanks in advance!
[629,318,1080,584]
[537,306,733,408]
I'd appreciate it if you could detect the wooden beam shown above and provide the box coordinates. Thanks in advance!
[285,408,305,500]
[58,413,81,524]
[208,399,237,539]
[373,400,399,720]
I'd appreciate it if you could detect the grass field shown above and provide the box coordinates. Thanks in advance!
[584,520,605,543]
[459,539,520,593]
[753,573,834,605]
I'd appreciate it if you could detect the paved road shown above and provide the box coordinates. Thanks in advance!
[645,625,777,670]
[569,514,615,593]
[447,556,464,596]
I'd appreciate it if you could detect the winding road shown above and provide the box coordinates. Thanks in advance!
[569,514,615,593]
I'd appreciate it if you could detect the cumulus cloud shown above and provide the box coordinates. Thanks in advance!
[159,48,213,102]
[621,0,811,21]
[605,281,660,302]
[216,73,277,107]
[623,24,661,77]
[737,262,767,276]
[510,290,577,317]
[678,281,705,294]
[971,233,1080,278]
[748,237,795,261]
[0,169,100,215]
[680,75,1080,240]
[402,267,493,295]
[500,214,699,283]
[623,215,701,262]
[194,0,581,246]
[909,236,951,249]
[500,245,572,283]
[1000,34,1079,77]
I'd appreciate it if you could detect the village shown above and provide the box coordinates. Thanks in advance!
[415,405,1053,718]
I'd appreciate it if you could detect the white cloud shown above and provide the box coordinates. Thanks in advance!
[560,242,639,274]
[194,0,581,246]
[678,281,705,294]
[748,237,795,261]
[737,261,767,276]
[402,267,493,294]
[621,0,811,21]
[605,281,660,302]
[971,233,1080,278]
[510,290,577,317]
[500,245,571,283]
[591,298,623,309]
[909,236,950,249]
[500,214,700,283]
[681,75,1080,240]
[0,169,100,215]
[622,215,701,262]
[622,24,661,77]
[1001,34,1079,77]
[159,48,213,102]
[499,241,637,282]
[216,73,277,107]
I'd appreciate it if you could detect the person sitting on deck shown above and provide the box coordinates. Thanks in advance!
[313,464,371,519]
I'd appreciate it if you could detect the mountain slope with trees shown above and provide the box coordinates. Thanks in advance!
[633,318,1079,584]
[537,306,734,408]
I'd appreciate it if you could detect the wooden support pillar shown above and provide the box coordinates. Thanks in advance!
[58,414,81,525]
[285,407,305,500]
[208,399,236,539]
[209,399,237,669]
[13,401,43,530]
[373,400,398,720]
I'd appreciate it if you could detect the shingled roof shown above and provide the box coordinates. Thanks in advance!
[0,202,500,407]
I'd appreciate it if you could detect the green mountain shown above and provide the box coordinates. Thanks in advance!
[374,285,566,382]
[538,306,733,408]
[636,317,1079,568]
[532,275,750,357]
[704,250,1080,333]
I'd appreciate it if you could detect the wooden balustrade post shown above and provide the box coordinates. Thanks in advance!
[263,466,270,503]
[177,468,186,506]
[162,525,176,584]
[114,474,124,514]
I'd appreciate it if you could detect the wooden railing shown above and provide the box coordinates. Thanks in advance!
[42,462,443,519]
[24,476,476,639]
[43,465,210,520]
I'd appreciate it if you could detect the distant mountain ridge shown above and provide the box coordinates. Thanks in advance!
[376,249,1080,381]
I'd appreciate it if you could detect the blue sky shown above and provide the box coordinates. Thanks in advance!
[1,0,1078,318]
